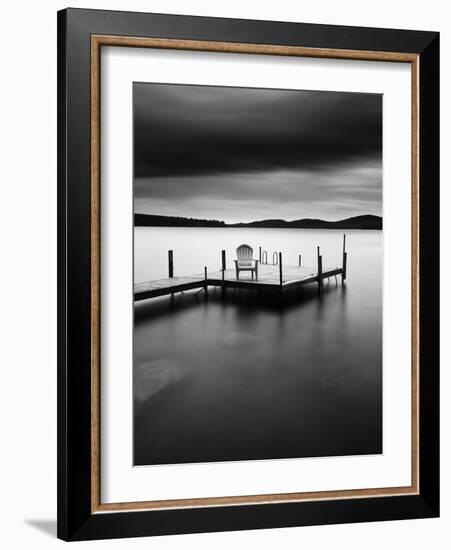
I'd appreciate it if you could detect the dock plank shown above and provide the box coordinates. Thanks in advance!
[134,276,204,300]
[208,264,336,286]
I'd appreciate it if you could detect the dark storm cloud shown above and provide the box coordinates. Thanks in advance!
[133,83,382,179]
[133,83,382,222]
[134,163,382,223]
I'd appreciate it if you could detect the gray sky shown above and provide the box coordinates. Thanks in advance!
[134,83,382,223]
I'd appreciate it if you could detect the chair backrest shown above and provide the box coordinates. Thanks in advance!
[236,244,253,266]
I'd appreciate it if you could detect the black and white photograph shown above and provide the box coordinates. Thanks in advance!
[1,0,444,545]
[133,82,383,466]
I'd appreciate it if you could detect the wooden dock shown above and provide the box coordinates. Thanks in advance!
[134,276,205,301]
[134,236,347,302]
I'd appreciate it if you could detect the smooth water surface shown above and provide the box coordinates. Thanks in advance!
[134,228,382,465]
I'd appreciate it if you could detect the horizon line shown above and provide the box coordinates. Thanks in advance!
[134,212,383,224]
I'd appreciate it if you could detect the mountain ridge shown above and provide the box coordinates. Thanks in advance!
[134,213,382,230]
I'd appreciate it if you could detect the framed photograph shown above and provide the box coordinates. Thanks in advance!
[57,8,439,541]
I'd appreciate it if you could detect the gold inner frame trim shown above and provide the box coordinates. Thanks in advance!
[90,34,420,514]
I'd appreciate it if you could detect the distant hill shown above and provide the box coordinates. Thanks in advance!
[135,213,382,230]
[134,214,226,227]
[232,215,382,230]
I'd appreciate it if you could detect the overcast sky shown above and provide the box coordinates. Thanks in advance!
[133,83,382,223]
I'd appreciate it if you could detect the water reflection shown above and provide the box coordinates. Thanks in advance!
[134,277,382,466]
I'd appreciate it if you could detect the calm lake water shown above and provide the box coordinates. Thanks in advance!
[134,228,382,465]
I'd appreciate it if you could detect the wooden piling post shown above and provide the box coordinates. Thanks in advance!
[342,234,347,281]
[317,246,323,290]
[259,246,262,263]
[298,254,302,267]
[204,266,208,297]
[279,252,283,286]
[168,250,174,278]
[220,250,226,298]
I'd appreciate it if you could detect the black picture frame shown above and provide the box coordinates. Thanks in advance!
[57,8,439,541]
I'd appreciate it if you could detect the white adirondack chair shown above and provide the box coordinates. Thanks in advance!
[234,244,259,280]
